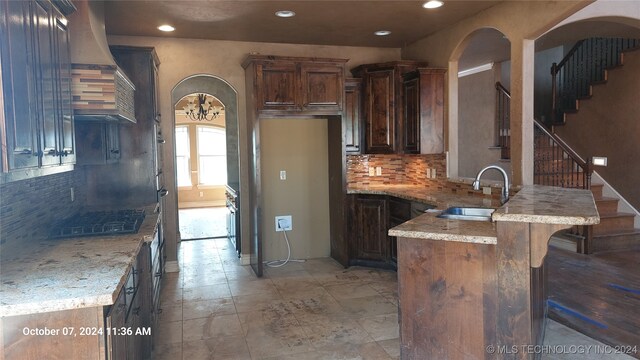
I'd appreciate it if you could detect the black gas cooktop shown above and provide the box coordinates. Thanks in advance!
[49,209,146,239]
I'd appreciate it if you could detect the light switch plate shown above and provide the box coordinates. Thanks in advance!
[483,186,492,195]
[280,170,287,180]
[375,166,382,176]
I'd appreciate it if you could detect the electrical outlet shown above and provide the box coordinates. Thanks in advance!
[426,169,431,178]
[199,191,204,197]
[280,170,287,180]
[70,187,75,202]
[431,169,437,178]
[483,186,492,195]
[368,167,375,176]
[275,215,292,232]
[375,166,382,176]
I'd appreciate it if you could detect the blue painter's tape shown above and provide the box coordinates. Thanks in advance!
[608,283,640,295]
[547,299,608,329]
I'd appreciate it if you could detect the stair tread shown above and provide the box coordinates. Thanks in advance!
[596,197,619,202]
[593,228,640,238]
[599,212,636,219]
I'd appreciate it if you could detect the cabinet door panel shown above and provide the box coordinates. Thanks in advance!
[53,11,74,164]
[0,0,39,170]
[301,64,343,111]
[355,197,388,261]
[33,0,58,165]
[258,63,298,110]
[403,77,420,153]
[420,71,445,154]
[366,70,394,153]
[344,79,362,153]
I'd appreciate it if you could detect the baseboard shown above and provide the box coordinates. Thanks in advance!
[165,260,180,273]
[178,200,226,209]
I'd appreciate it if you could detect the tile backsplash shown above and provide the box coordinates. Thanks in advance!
[0,170,87,250]
[347,153,510,199]
[347,153,448,186]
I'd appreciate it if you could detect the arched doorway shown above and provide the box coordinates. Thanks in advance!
[448,27,512,181]
[171,75,240,263]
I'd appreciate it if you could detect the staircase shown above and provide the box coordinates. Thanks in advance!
[494,37,640,253]
[588,183,640,253]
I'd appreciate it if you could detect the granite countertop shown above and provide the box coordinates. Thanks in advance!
[349,184,500,244]
[353,184,599,245]
[347,184,501,209]
[492,185,600,225]
[389,211,498,244]
[0,206,160,317]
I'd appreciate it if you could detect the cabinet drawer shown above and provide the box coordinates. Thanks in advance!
[389,198,411,220]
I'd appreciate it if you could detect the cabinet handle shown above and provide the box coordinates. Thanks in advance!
[157,138,166,144]
[125,286,135,295]
[110,150,120,154]
[20,149,32,155]
[155,271,162,277]
[57,150,69,157]
[159,189,169,197]
[47,149,56,156]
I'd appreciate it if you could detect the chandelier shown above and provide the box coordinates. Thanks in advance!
[183,94,223,121]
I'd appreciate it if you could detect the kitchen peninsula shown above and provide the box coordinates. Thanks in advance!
[389,185,599,360]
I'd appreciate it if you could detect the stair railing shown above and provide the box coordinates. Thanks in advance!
[495,82,510,160]
[533,119,592,190]
[550,37,640,125]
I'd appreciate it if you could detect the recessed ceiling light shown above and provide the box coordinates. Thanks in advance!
[423,1,444,9]
[157,25,175,32]
[275,10,296,18]
[374,30,391,36]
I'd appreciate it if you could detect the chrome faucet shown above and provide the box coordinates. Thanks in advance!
[472,165,510,204]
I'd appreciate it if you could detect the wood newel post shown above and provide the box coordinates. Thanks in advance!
[550,63,558,125]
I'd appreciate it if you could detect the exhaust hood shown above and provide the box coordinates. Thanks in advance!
[67,0,136,123]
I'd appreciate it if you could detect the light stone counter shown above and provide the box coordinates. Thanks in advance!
[492,185,600,225]
[388,211,497,244]
[357,184,599,245]
[0,206,160,317]
[347,184,501,209]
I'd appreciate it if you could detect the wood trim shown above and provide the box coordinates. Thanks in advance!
[242,54,348,69]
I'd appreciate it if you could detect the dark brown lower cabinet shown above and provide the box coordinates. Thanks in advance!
[105,286,127,360]
[347,195,418,269]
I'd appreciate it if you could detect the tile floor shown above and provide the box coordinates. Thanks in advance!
[178,207,228,240]
[153,239,634,360]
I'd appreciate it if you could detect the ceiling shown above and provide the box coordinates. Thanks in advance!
[104,1,501,48]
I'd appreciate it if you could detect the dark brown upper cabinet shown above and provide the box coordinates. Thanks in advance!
[243,55,347,115]
[351,61,429,154]
[403,68,446,154]
[0,0,76,181]
[344,78,363,154]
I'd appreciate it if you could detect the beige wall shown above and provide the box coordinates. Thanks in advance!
[260,119,330,261]
[107,34,400,263]
[555,50,640,210]
[458,69,508,180]
[401,0,591,185]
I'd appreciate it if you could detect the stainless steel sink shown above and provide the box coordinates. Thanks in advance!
[436,207,495,222]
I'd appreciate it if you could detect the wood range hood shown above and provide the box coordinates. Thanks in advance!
[67,0,136,123]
